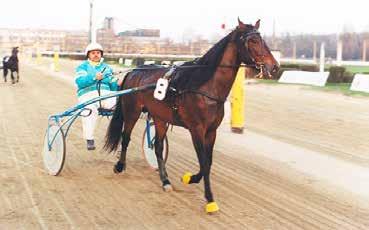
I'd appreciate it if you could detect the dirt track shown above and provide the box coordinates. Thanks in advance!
[244,83,369,166]
[1,62,369,229]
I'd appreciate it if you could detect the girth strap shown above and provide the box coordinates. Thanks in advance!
[177,89,225,103]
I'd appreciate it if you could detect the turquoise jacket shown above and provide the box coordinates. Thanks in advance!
[75,60,119,97]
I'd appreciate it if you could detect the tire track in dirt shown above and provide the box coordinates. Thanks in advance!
[165,128,369,229]
[0,122,47,229]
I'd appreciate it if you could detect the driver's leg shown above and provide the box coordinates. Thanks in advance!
[78,91,99,150]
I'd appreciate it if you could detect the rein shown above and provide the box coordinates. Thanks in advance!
[129,63,257,71]
[96,67,107,110]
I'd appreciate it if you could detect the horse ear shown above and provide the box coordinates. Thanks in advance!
[238,17,244,26]
[254,19,261,30]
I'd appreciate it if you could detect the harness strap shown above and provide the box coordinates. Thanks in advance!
[177,89,225,103]
[167,88,224,126]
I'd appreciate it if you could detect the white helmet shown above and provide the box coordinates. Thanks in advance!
[85,42,103,56]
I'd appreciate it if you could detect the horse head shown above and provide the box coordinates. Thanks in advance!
[12,47,19,56]
[235,18,279,78]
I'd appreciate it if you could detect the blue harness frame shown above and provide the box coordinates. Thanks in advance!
[46,83,155,151]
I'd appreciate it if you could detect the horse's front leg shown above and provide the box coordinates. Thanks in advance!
[153,119,172,192]
[3,67,8,82]
[202,129,218,213]
[183,129,217,185]
[183,127,219,213]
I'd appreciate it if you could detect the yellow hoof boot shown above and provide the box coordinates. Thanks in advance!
[181,172,192,185]
[206,202,219,213]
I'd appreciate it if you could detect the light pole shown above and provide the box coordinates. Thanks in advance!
[88,0,95,43]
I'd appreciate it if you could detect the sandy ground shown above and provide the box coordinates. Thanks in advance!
[0,58,369,229]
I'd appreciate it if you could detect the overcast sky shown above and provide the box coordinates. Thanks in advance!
[1,0,369,41]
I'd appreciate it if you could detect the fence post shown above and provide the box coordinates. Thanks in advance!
[319,42,325,72]
[231,67,245,133]
[336,40,342,66]
[363,40,367,62]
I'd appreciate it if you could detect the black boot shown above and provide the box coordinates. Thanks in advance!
[87,139,96,150]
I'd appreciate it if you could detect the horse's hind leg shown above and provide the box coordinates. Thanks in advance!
[10,71,15,84]
[153,119,172,192]
[113,108,141,174]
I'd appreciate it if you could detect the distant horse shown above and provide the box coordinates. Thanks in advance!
[3,47,19,84]
[105,19,279,213]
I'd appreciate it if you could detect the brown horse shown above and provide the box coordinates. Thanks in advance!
[105,19,279,213]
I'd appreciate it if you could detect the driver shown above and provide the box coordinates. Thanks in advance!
[75,42,123,150]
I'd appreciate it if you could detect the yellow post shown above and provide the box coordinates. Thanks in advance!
[53,51,60,72]
[231,66,245,133]
[36,47,42,65]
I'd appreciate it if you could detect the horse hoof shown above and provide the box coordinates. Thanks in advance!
[206,202,219,214]
[163,184,173,192]
[113,162,125,174]
[181,172,192,185]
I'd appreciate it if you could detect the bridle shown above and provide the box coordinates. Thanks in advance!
[237,28,269,78]
[173,29,270,104]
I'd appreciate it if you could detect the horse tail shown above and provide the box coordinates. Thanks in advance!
[104,96,124,152]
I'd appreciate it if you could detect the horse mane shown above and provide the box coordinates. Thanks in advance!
[171,31,234,90]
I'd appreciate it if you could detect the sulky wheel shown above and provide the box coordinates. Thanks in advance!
[42,124,66,176]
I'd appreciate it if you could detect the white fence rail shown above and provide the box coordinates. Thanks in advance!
[279,71,329,87]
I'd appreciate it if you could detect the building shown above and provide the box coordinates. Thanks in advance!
[64,31,89,53]
[0,28,68,53]
[118,29,160,37]
[0,17,212,56]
